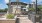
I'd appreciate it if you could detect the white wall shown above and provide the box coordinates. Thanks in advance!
[11,5,25,8]
[11,5,25,14]
[8,5,27,14]
[26,5,29,11]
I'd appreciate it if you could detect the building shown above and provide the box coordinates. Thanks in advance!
[7,2,29,14]
[7,1,36,15]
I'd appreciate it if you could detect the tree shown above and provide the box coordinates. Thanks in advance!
[38,6,42,9]
[0,8,8,12]
[4,8,8,12]
[0,9,4,12]
[37,6,42,14]
[38,6,42,11]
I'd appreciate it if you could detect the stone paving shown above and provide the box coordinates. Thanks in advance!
[17,15,33,23]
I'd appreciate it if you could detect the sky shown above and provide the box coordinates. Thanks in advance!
[0,0,42,9]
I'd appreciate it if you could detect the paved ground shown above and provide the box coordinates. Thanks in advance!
[17,15,33,23]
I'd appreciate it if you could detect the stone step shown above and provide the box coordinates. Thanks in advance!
[17,17,33,23]
[18,15,28,17]
[17,15,33,23]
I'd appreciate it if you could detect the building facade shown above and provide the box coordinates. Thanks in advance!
[7,2,29,14]
[7,1,36,14]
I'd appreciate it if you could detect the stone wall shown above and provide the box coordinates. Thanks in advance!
[28,13,41,23]
[0,20,16,23]
[0,15,17,23]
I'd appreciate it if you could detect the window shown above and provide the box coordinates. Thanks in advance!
[24,9,26,11]
[21,6,24,8]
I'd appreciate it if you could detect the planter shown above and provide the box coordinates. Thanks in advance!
[0,15,17,23]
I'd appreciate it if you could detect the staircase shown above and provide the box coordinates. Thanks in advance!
[17,15,33,23]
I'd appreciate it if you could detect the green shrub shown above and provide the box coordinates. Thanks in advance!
[28,8,35,11]
[41,9,42,11]
[6,14,15,19]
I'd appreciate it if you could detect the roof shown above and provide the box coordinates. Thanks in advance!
[7,2,28,5]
